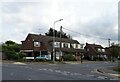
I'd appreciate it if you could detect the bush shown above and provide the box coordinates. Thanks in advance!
[63,54,76,61]
[5,51,16,60]
[83,56,91,60]
[2,41,23,60]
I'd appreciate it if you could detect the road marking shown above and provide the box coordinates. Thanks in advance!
[49,64,56,65]
[48,69,53,72]
[55,70,61,73]
[38,69,43,70]
[73,73,81,75]
[10,73,13,76]
[97,76,107,79]
[28,78,31,80]
[91,71,94,73]
[86,74,94,77]
[43,68,47,71]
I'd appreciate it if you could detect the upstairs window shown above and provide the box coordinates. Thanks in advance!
[102,49,105,52]
[75,44,78,48]
[98,48,101,52]
[63,43,68,48]
[80,44,84,49]
[54,42,60,48]
[34,42,40,47]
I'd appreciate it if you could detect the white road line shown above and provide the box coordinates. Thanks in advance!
[38,69,43,70]
[55,70,61,73]
[86,74,94,77]
[28,78,31,80]
[10,73,13,76]
[43,68,47,71]
[49,64,56,65]
[48,69,53,72]
[97,76,107,79]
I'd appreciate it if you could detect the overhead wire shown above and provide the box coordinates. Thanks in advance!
[62,27,109,41]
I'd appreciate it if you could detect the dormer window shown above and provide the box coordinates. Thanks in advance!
[34,42,40,47]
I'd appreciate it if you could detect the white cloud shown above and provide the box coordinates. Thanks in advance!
[1,0,119,47]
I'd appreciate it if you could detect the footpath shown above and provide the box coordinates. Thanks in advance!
[64,61,120,79]
[97,66,120,79]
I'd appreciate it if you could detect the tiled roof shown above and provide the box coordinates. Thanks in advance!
[21,33,84,52]
[29,33,79,44]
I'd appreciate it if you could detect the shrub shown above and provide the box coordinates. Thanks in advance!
[2,41,23,60]
[63,54,76,61]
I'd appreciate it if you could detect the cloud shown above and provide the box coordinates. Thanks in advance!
[1,0,119,47]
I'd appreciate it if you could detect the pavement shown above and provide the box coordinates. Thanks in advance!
[96,66,120,79]
[63,61,120,80]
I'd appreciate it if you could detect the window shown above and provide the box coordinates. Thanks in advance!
[102,49,105,52]
[97,48,105,52]
[34,42,40,47]
[98,48,101,52]
[80,44,84,49]
[87,49,89,51]
[63,43,68,48]
[71,44,74,48]
[76,44,78,48]
[54,42,60,47]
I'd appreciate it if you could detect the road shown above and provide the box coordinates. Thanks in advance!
[2,61,119,80]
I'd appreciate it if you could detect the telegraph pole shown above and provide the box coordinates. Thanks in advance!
[108,38,112,62]
[108,38,111,47]
[60,26,62,62]
[52,19,63,63]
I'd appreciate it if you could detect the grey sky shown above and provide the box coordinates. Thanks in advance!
[1,0,119,47]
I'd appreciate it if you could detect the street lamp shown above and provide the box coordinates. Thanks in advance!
[53,19,63,62]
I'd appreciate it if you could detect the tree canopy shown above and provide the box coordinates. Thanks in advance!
[45,27,72,39]
[110,45,120,58]
[2,40,23,60]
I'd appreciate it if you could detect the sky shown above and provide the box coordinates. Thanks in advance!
[0,0,119,47]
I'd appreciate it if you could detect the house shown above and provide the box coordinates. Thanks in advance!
[20,33,85,60]
[84,43,108,60]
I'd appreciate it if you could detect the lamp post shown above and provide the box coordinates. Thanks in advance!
[53,19,63,62]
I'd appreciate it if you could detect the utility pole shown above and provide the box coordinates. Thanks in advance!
[108,38,111,47]
[60,26,62,62]
[52,19,63,63]
[108,38,112,62]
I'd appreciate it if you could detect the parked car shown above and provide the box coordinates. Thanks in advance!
[35,55,51,61]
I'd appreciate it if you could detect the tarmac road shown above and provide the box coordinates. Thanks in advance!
[2,60,119,80]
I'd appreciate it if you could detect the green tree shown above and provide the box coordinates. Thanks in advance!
[5,40,15,46]
[45,27,72,39]
[2,40,23,60]
[110,45,119,58]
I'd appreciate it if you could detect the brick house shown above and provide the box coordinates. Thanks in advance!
[84,43,108,60]
[20,33,85,60]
